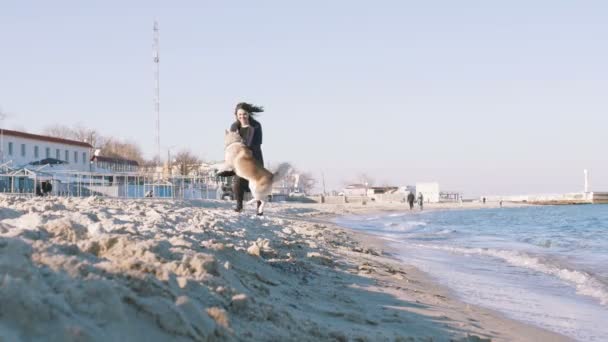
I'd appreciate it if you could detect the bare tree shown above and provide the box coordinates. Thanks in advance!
[269,162,318,194]
[298,172,317,193]
[140,157,161,172]
[43,125,78,140]
[44,124,104,148]
[44,124,144,163]
[268,161,295,183]
[72,125,102,147]
[173,149,201,176]
[357,173,375,187]
[101,138,144,164]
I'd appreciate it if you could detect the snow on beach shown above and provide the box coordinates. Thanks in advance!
[0,196,567,341]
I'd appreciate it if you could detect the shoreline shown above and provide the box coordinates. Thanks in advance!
[0,196,570,341]
[279,201,572,341]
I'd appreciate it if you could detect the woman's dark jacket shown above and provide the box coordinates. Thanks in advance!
[230,118,264,165]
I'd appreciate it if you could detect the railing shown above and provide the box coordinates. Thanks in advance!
[0,171,230,200]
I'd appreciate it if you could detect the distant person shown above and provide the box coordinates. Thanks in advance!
[499,200,503,208]
[482,197,486,204]
[42,181,52,196]
[145,190,154,198]
[407,192,415,210]
[418,193,424,210]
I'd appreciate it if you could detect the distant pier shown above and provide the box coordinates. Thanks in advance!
[486,192,608,205]
[589,192,608,204]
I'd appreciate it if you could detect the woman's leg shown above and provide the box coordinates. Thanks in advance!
[232,176,245,211]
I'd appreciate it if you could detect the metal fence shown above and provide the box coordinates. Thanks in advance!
[0,170,230,200]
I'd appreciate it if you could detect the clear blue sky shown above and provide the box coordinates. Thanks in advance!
[1,1,607,196]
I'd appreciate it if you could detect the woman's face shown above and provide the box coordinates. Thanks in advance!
[236,109,250,125]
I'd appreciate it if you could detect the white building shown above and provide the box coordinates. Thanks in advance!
[343,184,367,196]
[398,185,416,194]
[0,129,93,172]
[415,182,440,203]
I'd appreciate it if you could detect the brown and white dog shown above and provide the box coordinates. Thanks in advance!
[222,130,290,215]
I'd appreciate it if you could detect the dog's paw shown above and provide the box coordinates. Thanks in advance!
[256,212,264,217]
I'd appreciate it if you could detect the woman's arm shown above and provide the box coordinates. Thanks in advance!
[257,123,263,145]
[229,121,239,132]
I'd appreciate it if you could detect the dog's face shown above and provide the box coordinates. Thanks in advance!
[224,130,243,148]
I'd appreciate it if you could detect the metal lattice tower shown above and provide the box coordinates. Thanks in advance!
[153,20,161,165]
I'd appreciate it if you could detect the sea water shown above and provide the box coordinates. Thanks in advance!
[335,205,608,341]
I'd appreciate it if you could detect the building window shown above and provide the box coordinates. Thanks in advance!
[74,151,78,163]
[56,149,60,160]
[34,146,39,159]
[82,152,87,164]
[21,144,26,157]
[8,142,13,156]
[46,147,50,158]
[65,150,69,162]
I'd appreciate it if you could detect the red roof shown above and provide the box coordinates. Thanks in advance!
[1,129,93,148]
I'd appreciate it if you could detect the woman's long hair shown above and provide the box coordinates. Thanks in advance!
[234,102,264,117]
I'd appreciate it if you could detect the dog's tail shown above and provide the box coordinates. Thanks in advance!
[272,162,292,183]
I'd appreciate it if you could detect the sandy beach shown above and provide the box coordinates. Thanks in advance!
[0,196,570,341]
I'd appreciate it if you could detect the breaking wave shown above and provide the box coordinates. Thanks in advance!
[416,243,608,306]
